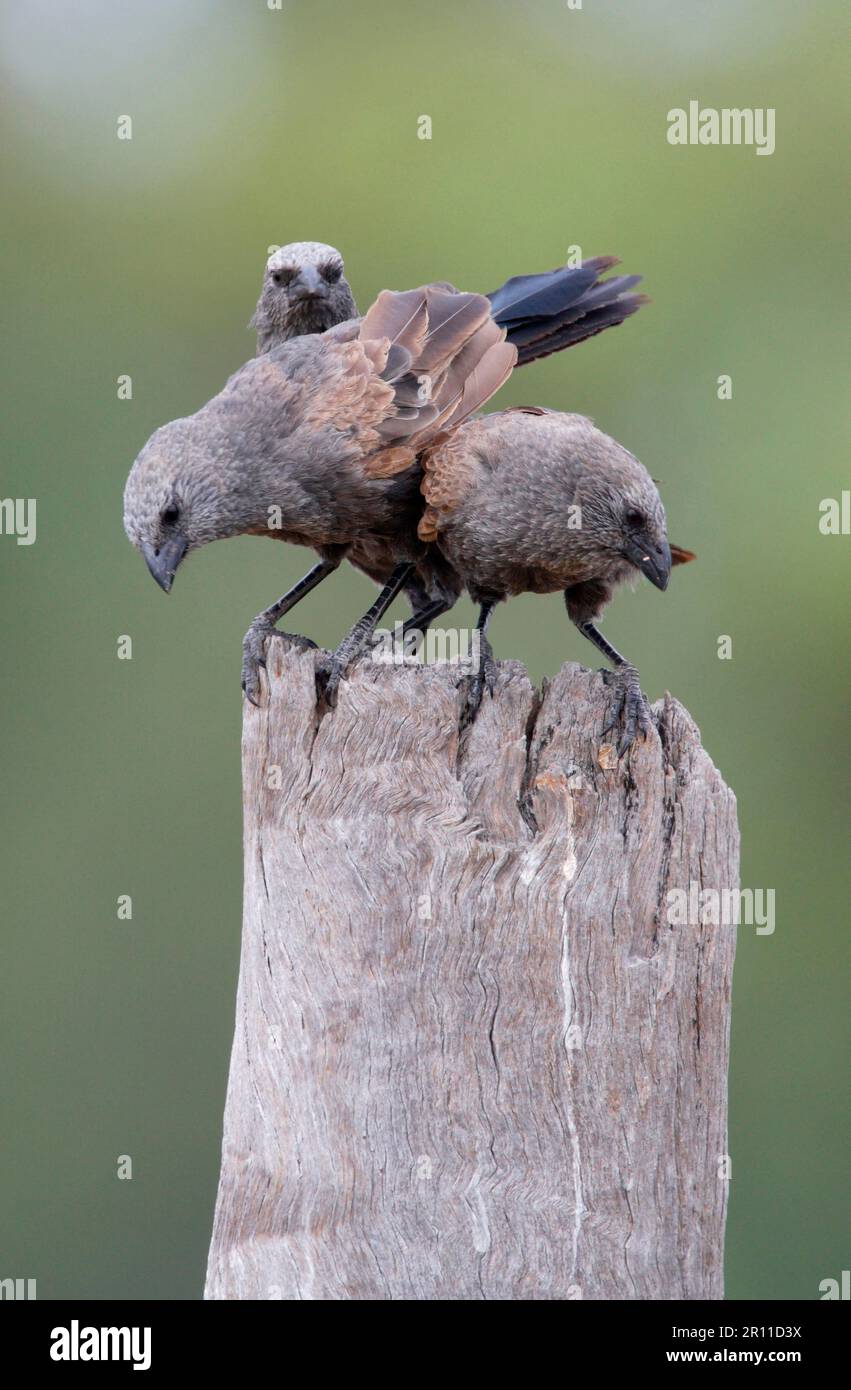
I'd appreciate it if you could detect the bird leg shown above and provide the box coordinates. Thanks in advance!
[463,601,499,724]
[375,596,456,659]
[319,562,415,708]
[402,597,454,640]
[241,557,341,706]
[576,620,653,756]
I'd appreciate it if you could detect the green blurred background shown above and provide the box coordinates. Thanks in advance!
[1,0,848,1300]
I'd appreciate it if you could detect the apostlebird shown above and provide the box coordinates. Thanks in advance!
[124,284,518,704]
[239,242,648,676]
[250,241,358,351]
[413,407,695,752]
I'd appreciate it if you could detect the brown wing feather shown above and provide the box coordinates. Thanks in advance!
[356,284,517,479]
[360,289,429,358]
[417,422,490,542]
[301,289,500,481]
[436,340,517,434]
[415,288,493,379]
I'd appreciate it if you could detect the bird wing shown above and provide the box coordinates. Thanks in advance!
[416,419,493,543]
[357,286,517,478]
[292,286,515,481]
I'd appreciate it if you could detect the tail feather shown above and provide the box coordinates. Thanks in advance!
[487,257,646,366]
[514,294,649,366]
[506,274,643,348]
[670,544,696,566]
[488,266,589,323]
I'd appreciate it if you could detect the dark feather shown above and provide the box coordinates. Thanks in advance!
[487,264,602,323]
[487,256,646,368]
[513,294,649,365]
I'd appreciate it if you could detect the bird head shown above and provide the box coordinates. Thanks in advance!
[123,417,248,593]
[252,241,356,343]
[577,457,672,591]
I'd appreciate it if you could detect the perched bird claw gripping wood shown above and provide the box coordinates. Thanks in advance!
[316,560,415,708]
[600,664,654,757]
[238,551,344,704]
[461,600,499,725]
[241,624,318,708]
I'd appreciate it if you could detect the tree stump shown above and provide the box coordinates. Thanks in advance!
[205,642,738,1301]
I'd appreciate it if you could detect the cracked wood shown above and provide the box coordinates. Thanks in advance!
[205,644,739,1300]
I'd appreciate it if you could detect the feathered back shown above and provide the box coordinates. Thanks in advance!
[358,285,517,477]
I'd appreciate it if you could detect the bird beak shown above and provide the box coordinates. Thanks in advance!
[624,535,672,591]
[292,264,327,301]
[142,534,187,593]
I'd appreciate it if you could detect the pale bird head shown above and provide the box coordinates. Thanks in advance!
[123,417,242,592]
[253,240,356,340]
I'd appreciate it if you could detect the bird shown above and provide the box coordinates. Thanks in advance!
[124,283,518,705]
[239,241,649,679]
[413,407,695,752]
[250,242,357,351]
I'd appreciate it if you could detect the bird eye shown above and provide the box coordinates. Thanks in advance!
[625,509,645,529]
[161,506,180,527]
[271,268,295,288]
[322,263,342,284]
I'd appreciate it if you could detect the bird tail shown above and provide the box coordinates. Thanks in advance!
[670,544,696,566]
[487,256,648,367]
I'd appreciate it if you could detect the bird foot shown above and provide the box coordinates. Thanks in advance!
[462,647,499,725]
[241,621,317,706]
[315,653,346,709]
[316,616,380,709]
[601,665,653,756]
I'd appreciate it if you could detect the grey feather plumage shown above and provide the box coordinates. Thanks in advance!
[417,407,694,750]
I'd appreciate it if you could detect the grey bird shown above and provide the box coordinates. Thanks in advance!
[250,242,357,351]
[415,407,695,752]
[124,283,518,704]
[240,241,649,680]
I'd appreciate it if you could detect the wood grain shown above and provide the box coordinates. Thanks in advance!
[205,643,738,1300]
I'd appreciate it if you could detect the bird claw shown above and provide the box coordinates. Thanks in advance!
[316,655,345,709]
[317,615,380,710]
[601,666,653,757]
[463,649,499,724]
[241,621,317,705]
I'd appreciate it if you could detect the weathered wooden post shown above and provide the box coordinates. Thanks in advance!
[205,641,738,1300]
